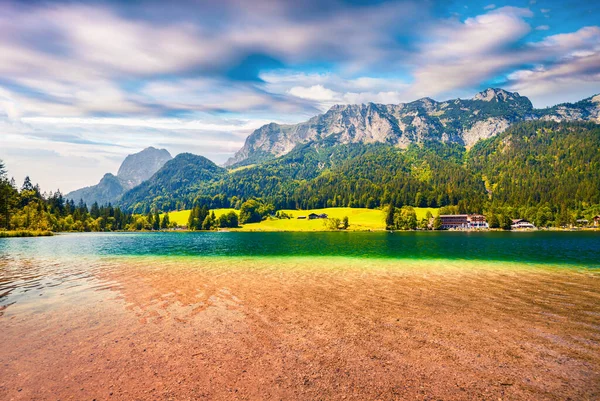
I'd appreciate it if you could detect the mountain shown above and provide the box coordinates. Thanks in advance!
[225,89,600,166]
[64,173,125,207]
[66,147,172,205]
[118,121,600,218]
[117,147,173,189]
[118,153,226,212]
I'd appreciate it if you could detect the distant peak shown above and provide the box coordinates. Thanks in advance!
[472,88,520,102]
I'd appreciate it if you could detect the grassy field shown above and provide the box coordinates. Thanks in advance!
[164,209,236,226]
[163,207,439,231]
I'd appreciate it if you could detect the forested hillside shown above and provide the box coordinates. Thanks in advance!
[119,153,226,212]
[118,121,600,226]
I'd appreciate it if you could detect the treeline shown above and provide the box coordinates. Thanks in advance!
[0,163,176,232]
[185,199,274,230]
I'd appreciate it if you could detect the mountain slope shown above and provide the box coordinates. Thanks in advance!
[118,153,226,212]
[65,173,125,207]
[226,89,600,166]
[66,147,172,205]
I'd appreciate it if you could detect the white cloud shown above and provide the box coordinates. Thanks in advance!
[288,85,337,102]
[408,7,534,97]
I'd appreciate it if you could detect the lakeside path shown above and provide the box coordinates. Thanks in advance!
[1,249,599,400]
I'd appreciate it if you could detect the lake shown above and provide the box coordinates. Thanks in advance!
[1,232,599,400]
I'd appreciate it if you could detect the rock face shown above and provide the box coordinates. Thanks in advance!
[117,147,173,189]
[66,147,172,205]
[226,88,600,166]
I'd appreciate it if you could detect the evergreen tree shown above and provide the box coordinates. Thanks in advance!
[90,202,100,219]
[161,213,170,229]
[153,211,160,230]
[385,203,395,230]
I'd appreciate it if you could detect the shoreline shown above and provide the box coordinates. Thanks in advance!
[0,230,54,238]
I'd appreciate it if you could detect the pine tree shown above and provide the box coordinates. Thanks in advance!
[161,213,170,229]
[385,203,395,230]
[153,211,160,230]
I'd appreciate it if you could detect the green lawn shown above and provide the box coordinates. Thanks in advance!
[163,207,439,231]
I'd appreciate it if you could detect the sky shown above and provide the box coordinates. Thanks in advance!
[0,0,599,193]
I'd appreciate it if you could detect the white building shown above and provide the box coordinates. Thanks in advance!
[511,219,536,230]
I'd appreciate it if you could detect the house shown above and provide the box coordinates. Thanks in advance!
[467,214,488,229]
[308,213,328,220]
[594,216,600,227]
[511,219,536,230]
[439,214,469,230]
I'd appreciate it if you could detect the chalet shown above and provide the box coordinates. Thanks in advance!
[594,216,600,227]
[468,214,488,229]
[440,214,469,230]
[511,219,536,230]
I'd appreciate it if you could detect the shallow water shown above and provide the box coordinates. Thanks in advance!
[1,232,599,400]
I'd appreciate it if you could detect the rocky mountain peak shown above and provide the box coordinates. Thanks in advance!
[225,89,597,167]
[472,88,520,102]
[117,147,172,189]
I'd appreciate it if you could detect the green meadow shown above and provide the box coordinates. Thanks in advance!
[164,207,438,231]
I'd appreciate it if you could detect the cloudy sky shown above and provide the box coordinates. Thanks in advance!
[0,0,599,193]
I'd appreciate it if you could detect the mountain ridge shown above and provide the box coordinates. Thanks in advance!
[66,147,172,205]
[225,88,600,166]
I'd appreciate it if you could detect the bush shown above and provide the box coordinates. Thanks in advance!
[219,211,239,228]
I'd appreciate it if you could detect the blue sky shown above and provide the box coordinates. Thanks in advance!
[0,0,599,192]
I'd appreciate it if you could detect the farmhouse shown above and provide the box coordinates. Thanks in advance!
[308,213,328,220]
[594,216,600,227]
[511,219,536,230]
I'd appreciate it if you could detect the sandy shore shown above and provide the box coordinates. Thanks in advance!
[1,257,599,400]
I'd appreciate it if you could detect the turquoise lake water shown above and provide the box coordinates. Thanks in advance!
[1,231,599,267]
